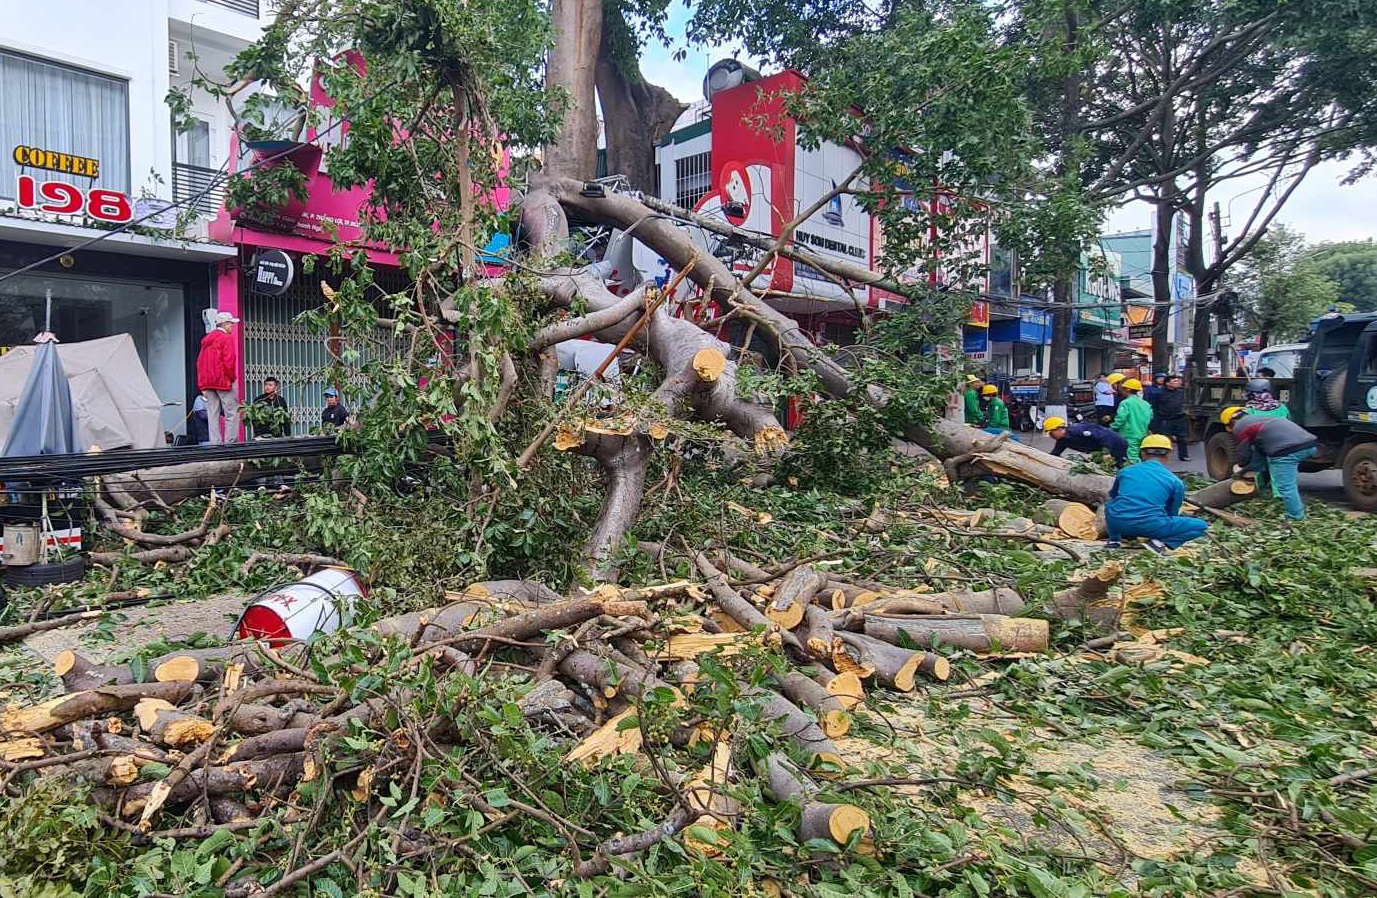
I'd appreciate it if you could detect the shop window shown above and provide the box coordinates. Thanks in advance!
[0,49,130,196]
[674,152,712,209]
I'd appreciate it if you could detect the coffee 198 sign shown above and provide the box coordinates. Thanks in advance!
[12,145,134,223]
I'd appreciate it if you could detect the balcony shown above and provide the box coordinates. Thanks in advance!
[172,163,227,217]
[203,0,259,15]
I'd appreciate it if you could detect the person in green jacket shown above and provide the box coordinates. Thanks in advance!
[978,384,1010,433]
[963,374,984,425]
[1111,378,1153,462]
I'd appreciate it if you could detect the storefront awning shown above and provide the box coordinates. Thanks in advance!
[0,215,236,262]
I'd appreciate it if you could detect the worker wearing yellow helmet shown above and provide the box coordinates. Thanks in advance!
[977,383,1010,433]
[1043,415,1129,466]
[1110,376,1153,462]
[1103,432,1208,553]
[962,373,984,425]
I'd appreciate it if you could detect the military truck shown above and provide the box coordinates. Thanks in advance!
[1185,311,1377,511]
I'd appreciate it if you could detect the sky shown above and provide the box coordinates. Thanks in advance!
[639,30,1377,248]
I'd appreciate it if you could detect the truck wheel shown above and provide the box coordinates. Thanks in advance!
[1342,443,1377,512]
[1205,431,1237,481]
[1323,365,1349,419]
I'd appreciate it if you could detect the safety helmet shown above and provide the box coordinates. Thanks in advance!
[1107,373,1126,385]
[1042,416,1067,433]
[1220,406,1247,425]
[1153,372,1167,382]
[1245,377,1271,395]
[1140,434,1172,454]
[980,384,998,396]
[1122,378,1143,392]
[965,374,981,384]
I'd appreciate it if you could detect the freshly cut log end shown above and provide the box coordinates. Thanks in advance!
[801,802,872,846]
[106,756,140,787]
[691,347,727,383]
[153,655,202,683]
[753,425,789,453]
[553,425,584,451]
[1040,499,1103,540]
[765,601,806,630]
[133,698,175,731]
[1230,479,1256,496]
[648,423,669,441]
[54,650,78,678]
[818,670,864,711]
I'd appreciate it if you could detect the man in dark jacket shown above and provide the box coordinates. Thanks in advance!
[1224,407,1320,520]
[321,388,350,428]
[1149,375,1189,460]
[1042,416,1129,466]
[249,376,292,438]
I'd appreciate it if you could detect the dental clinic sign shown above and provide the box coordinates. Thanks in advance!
[12,145,133,223]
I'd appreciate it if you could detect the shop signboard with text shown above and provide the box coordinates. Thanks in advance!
[10,145,134,223]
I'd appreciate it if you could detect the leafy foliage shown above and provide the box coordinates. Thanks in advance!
[1235,224,1340,343]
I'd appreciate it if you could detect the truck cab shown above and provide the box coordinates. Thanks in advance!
[1188,311,1377,510]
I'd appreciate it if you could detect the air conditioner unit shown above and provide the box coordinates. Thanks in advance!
[168,40,181,76]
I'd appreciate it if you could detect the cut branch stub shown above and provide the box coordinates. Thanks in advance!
[1051,561,1125,629]
[764,565,828,631]
[775,671,852,739]
[691,347,726,383]
[836,631,949,690]
[755,751,871,849]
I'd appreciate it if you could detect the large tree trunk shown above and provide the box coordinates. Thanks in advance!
[1150,197,1176,374]
[595,5,685,191]
[544,0,603,179]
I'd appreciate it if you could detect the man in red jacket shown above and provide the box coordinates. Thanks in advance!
[197,311,240,444]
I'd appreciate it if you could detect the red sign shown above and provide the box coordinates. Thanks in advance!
[16,174,132,223]
[968,300,989,327]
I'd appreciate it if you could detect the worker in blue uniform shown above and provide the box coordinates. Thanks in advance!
[1103,434,1209,552]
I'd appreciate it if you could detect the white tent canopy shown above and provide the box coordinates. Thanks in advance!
[0,334,165,451]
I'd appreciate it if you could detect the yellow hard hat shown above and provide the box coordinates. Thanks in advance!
[1122,378,1143,391]
[1220,406,1247,425]
[981,384,998,396]
[1107,373,1126,385]
[1140,434,1172,452]
[965,374,981,383]
[1042,416,1067,433]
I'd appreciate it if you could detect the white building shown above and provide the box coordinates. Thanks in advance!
[0,0,270,438]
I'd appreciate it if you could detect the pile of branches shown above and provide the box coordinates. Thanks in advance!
[0,537,1075,891]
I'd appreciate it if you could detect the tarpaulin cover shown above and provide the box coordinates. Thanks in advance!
[0,334,164,452]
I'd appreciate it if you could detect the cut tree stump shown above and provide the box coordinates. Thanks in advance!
[860,614,1049,654]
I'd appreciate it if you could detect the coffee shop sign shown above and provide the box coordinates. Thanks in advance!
[12,145,134,224]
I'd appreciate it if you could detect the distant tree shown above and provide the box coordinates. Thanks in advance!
[1235,225,1340,347]
[1305,240,1377,311]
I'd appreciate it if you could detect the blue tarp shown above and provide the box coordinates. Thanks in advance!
[1,340,78,457]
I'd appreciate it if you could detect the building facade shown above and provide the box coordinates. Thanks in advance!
[0,0,271,440]
[651,67,992,350]
[1103,218,1196,373]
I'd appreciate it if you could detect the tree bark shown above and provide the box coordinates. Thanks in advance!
[544,0,603,180]
[1046,276,1075,415]
[594,5,685,191]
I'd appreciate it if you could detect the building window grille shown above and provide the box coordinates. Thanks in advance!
[674,152,712,210]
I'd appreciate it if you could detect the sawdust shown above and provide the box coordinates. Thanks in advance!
[836,693,1270,887]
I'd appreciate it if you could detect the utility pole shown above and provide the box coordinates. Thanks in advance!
[1208,201,1236,375]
